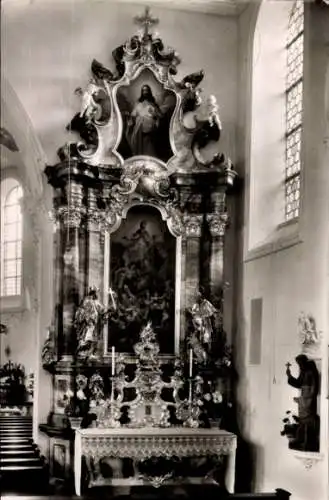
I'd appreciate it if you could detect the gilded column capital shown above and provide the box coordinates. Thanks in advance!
[183,214,203,238]
[86,209,118,233]
[55,205,86,228]
[206,212,228,238]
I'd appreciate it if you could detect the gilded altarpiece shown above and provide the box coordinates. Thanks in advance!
[41,7,237,493]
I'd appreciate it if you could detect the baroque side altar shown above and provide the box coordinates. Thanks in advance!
[40,6,238,494]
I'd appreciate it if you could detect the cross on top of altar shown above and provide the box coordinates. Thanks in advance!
[134,6,159,37]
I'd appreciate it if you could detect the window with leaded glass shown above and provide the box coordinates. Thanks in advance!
[285,0,304,221]
[1,181,23,296]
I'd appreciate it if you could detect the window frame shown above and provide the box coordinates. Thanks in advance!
[0,176,24,309]
[284,0,304,222]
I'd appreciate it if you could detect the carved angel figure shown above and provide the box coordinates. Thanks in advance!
[75,80,101,123]
[207,95,222,130]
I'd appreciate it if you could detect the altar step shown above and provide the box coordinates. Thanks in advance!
[0,487,291,499]
[0,415,50,495]
[83,485,291,500]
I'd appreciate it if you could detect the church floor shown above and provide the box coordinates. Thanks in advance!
[1,485,229,499]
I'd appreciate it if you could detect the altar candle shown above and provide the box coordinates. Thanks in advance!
[111,346,115,376]
[189,349,193,378]
[109,288,116,309]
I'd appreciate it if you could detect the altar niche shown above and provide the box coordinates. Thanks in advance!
[117,69,176,163]
[106,205,176,355]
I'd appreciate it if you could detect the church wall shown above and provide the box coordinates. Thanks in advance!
[236,3,329,500]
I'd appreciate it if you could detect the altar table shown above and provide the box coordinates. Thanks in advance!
[74,427,237,496]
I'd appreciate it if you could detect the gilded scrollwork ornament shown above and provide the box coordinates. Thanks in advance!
[165,202,184,237]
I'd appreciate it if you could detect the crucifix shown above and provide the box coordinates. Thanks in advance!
[285,362,292,376]
[134,6,159,38]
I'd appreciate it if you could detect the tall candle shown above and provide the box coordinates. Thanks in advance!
[109,288,116,310]
[189,349,193,378]
[111,346,115,376]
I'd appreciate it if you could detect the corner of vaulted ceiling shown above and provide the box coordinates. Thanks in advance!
[1,76,46,196]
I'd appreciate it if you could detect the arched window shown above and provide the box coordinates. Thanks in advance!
[248,1,305,253]
[0,179,23,297]
[285,0,304,220]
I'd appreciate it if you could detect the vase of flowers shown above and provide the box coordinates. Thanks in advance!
[201,388,224,428]
[280,411,299,440]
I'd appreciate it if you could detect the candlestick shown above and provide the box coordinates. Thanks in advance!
[109,288,117,310]
[188,379,192,403]
[112,346,115,376]
[189,349,193,378]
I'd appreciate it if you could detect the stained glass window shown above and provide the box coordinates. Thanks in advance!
[285,0,304,221]
[1,183,23,296]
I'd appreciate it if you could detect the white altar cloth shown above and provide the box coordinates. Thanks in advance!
[74,427,237,495]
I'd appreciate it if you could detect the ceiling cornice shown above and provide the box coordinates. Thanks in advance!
[2,0,248,17]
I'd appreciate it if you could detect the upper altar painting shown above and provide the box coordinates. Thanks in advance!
[117,69,176,162]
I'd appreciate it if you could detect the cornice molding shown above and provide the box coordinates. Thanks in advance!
[1,0,248,17]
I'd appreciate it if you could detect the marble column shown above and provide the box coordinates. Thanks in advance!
[86,190,107,357]
[87,189,104,293]
[207,212,228,303]
[207,191,228,304]
[182,214,203,310]
[59,182,85,360]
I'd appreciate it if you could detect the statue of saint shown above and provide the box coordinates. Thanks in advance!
[286,354,320,451]
[41,327,56,367]
[126,85,161,157]
[74,287,112,361]
[189,290,217,364]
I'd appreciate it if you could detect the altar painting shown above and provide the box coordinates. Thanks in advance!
[117,69,176,162]
[108,205,176,354]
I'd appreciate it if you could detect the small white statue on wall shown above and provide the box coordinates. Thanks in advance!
[298,312,320,346]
